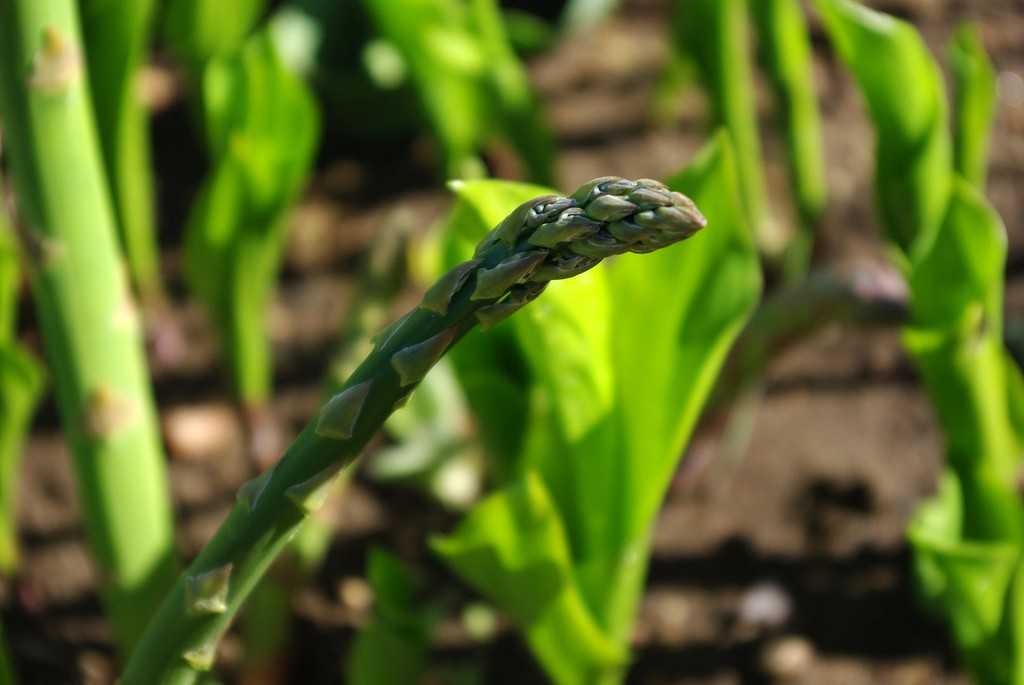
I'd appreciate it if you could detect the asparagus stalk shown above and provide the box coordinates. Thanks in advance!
[78,0,163,305]
[241,222,410,678]
[121,177,707,684]
[0,1,177,652]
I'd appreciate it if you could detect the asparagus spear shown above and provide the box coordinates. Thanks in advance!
[0,1,177,651]
[121,177,707,684]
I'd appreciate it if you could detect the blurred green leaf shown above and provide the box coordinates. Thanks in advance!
[0,343,44,574]
[908,180,1005,332]
[903,181,1020,543]
[673,0,767,241]
[909,471,1023,685]
[750,0,827,230]
[346,549,431,685]
[432,472,625,685]
[949,23,997,190]
[363,0,554,182]
[184,30,319,403]
[0,227,17,342]
[163,0,267,69]
[814,0,951,260]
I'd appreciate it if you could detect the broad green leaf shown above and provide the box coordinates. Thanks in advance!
[673,0,767,239]
[612,131,761,541]
[437,179,552,476]
[814,0,951,260]
[949,23,997,190]
[513,267,618,560]
[432,472,624,685]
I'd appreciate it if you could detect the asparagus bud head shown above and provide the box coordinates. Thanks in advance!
[460,177,706,326]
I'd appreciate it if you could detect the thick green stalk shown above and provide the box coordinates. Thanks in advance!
[121,177,707,684]
[78,0,163,305]
[673,0,767,241]
[0,1,177,652]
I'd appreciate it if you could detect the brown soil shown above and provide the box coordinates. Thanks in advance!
[4,0,1024,683]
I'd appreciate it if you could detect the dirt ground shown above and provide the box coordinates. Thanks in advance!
[4,0,1024,683]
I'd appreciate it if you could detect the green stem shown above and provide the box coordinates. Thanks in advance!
[78,0,164,306]
[949,23,996,191]
[121,177,707,683]
[673,0,768,244]
[0,0,178,653]
[750,0,827,231]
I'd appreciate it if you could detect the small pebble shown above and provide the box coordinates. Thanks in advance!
[760,635,814,680]
[338,576,374,614]
[739,581,793,629]
[162,403,240,461]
